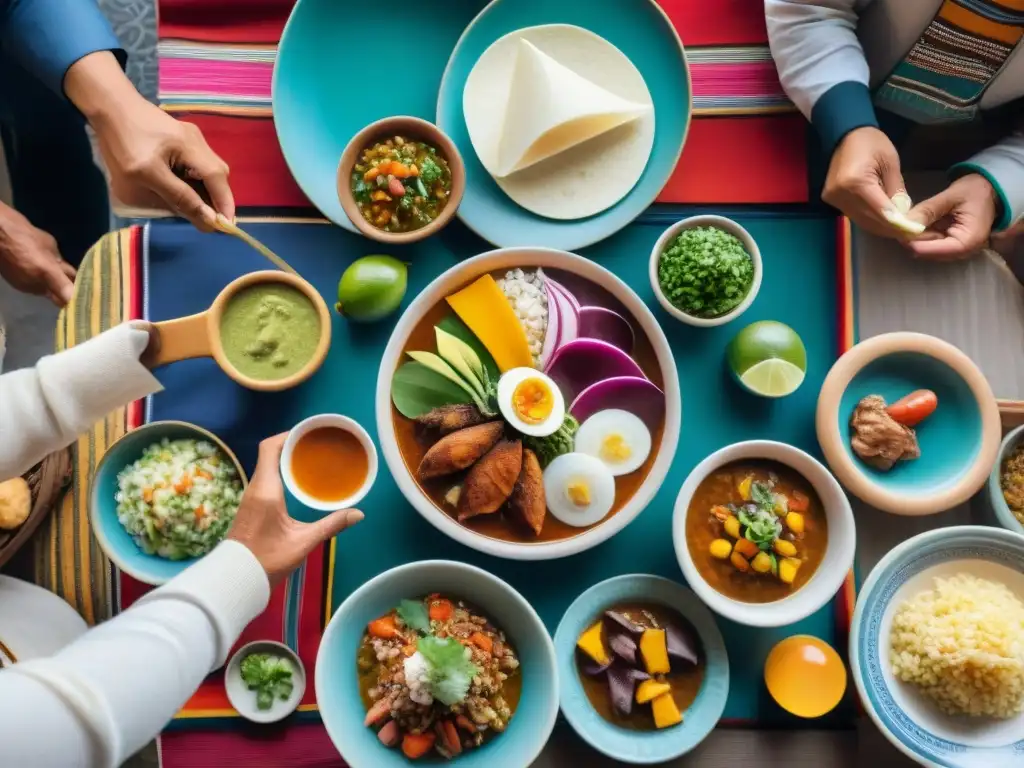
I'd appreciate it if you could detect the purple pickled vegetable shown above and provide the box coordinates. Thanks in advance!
[604,610,644,637]
[570,376,666,432]
[579,306,635,354]
[578,650,613,677]
[608,631,638,666]
[545,339,645,403]
[539,278,579,368]
[606,664,649,716]
[539,281,561,368]
[665,621,700,667]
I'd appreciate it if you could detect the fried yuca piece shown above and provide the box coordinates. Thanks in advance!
[458,440,522,522]
[417,421,504,480]
[507,448,545,536]
[415,404,488,436]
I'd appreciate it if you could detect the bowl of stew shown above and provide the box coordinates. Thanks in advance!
[316,560,557,767]
[672,440,855,628]
[338,116,466,244]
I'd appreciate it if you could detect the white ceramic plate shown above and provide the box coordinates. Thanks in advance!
[0,575,87,666]
[851,526,1024,767]
[375,247,681,561]
[225,640,307,724]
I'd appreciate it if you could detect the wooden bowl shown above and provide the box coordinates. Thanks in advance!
[148,271,332,392]
[336,116,465,245]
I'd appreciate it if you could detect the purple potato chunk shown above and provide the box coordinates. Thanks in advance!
[665,621,700,667]
[604,610,644,637]
[606,664,650,716]
[577,649,612,677]
[607,631,638,666]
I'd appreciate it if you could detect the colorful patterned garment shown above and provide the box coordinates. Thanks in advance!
[874,0,1024,123]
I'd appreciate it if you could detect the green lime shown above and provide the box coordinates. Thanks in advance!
[727,321,807,398]
[336,255,407,322]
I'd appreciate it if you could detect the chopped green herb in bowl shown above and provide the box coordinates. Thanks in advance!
[226,640,306,723]
[649,216,761,328]
[241,652,295,710]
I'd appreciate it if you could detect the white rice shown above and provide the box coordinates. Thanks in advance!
[115,438,244,560]
[497,268,548,365]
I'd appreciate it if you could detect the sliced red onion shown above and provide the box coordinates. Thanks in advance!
[539,280,562,368]
[547,280,579,348]
[579,306,635,354]
[545,339,645,403]
[545,276,581,311]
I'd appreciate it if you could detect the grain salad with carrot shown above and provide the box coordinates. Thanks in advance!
[351,136,453,233]
[114,438,243,560]
[359,594,521,760]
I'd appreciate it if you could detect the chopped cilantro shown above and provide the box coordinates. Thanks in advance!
[657,226,754,318]
[397,598,431,634]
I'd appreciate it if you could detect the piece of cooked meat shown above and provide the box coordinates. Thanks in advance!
[849,394,921,471]
[458,440,523,522]
[415,404,489,436]
[507,448,546,536]
[417,421,504,480]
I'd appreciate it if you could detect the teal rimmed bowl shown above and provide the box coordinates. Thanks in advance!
[817,332,1000,515]
[987,424,1024,534]
[316,560,558,768]
[553,575,728,764]
[850,526,1024,767]
[90,421,247,585]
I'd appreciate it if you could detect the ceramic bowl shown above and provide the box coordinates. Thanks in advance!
[672,440,855,628]
[148,271,332,393]
[316,560,558,768]
[374,247,681,561]
[337,116,465,244]
[648,215,762,328]
[553,575,729,764]
[225,640,307,724]
[850,526,1024,768]
[90,421,248,585]
[280,414,378,512]
[816,332,1000,516]
[986,424,1024,535]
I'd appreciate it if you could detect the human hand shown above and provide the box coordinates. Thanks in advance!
[823,127,907,237]
[904,174,999,259]
[65,52,235,230]
[227,433,364,589]
[0,203,76,306]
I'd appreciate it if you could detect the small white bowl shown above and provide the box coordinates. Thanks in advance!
[281,414,378,511]
[225,640,306,724]
[672,440,856,628]
[649,215,762,327]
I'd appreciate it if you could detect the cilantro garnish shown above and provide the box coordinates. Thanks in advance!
[417,635,479,706]
[657,226,754,318]
[397,599,431,634]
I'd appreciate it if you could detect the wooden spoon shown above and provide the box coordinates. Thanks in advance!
[213,214,298,276]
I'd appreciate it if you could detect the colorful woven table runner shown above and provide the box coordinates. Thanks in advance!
[157,0,809,208]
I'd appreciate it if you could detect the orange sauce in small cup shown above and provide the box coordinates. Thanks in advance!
[291,427,368,503]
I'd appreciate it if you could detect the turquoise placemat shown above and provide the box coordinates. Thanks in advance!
[145,209,855,728]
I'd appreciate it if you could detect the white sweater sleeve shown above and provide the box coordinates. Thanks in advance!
[765,0,879,154]
[0,540,270,768]
[0,323,163,481]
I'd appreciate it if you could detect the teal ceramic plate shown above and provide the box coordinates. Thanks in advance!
[90,421,248,585]
[851,526,1024,768]
[437,0,690,249]
[987,424,1024,535]
[273,0,487,230]
[316,560,558,768]
[816,332,1000,516]
[554,575,728,764]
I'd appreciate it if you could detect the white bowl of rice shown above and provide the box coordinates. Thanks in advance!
[91,421,248,585]
[851,526,1024,767]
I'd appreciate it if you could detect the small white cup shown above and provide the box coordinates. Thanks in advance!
[649,214,763,328]
[280,414,378,511]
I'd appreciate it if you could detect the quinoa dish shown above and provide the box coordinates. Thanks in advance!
[359,594,521,760]
[115,438,244,560]
[999,443,1024,526]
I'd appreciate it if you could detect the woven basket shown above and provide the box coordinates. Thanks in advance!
[0,450,72,569]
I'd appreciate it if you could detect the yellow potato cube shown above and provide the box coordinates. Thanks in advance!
[577,621,610,665]
[738,476,753,501]
[773,539,797,558]
[786,511,805,535]
[636,679,672,704]
[639,629,671,675]
[709,539,733,560]
[751,551,773,573]
[778,557,802,585]
[723,515,741,539]
[651,692,683,728]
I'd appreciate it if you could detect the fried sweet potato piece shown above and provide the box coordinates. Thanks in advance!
[415,404,489,436]
[457,440,522,521]
[507,448,545,536]
[417,421,504,480]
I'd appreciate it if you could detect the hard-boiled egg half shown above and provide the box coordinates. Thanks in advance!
[575,409,652,476]
[497,367,565,437]
[543,453,615,527]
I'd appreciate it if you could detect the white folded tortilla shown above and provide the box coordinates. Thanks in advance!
[463,24,655,221]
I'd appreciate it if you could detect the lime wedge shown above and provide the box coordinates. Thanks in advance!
[739,359,805,398]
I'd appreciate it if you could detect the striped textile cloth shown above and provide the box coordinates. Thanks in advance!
[159,40,794,117]
[874,0,1024,123]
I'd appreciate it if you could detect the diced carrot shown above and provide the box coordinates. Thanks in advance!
[429,599,454,622]
[455,714,477,733]
[194,506,205,520]
[408,163,420,177]
[173,474,192,494]
[401,644,417,657]
[436,719,462,755]
[710,505,731,521]
[363,166,381,182]
[401,732,436,759]
[469,632,493,653]
[376,160,393,175]
[788,491,809,512]
[390,162,413,179]
[195,469,213,481]
[368,616,400,639]
[142,487,154,503]
[733,538,759,559]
